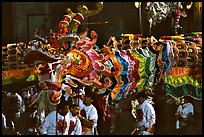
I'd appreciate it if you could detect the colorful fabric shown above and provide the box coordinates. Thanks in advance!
[131,49,146,92]
[120,50,135,97]
[163,75,202,88]
[114,51,129,100]
[126,50,140,91]
[165,83,202,99]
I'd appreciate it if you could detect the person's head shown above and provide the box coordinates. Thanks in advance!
[181,96,191,104]
[57,102,69,116]
[135,91,147,104]
[69,104,80,116]
[83,94,94,106]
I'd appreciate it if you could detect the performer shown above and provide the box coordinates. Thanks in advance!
[175,96,194,134]
[77,92,98,135]
[67,104,82,135]
[40,102,69,135]
[131,91,156,135]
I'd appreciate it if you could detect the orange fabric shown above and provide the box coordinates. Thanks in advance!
[171,67,192,77]
[2,67,38,79]
[82,126,92,132]
[146,125,155,133]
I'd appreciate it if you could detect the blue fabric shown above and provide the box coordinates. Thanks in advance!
[114,51,129,100]
[161,43,170,75]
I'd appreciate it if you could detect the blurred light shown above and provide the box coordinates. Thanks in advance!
[186,2,193,9]
[135,2,141,8]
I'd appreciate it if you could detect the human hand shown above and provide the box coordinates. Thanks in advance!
[77,114,83,119]
[139,126,147,131]
[131,127,139,135]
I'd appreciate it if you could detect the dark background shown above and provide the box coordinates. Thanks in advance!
[2,2,202,47]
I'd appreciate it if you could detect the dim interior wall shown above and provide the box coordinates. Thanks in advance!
[2,2,202,46]
[15,2,49,42]
[88,2,140,45]
[2,2,14,46]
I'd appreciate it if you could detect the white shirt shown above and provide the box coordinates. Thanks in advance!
[68,111,82,135]
[83,104,98,128]
[40,111,70,135]
[176,104,183,115]
[78,98,85,111]
[135,100,156,129]
[178,102,194,119]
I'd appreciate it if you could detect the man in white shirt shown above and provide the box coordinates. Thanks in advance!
[175,96,194,134]
[77,93,98,135]
[67,104,82,135]
[132,91,156,135]
[40,102,70,135]
[176,96,194,120]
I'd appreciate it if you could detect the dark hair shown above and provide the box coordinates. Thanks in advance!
[56,101,69,111]
[183,96,192,102]
[85,92,95,100]
[136,92,147,99]
[69,104,79,109]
